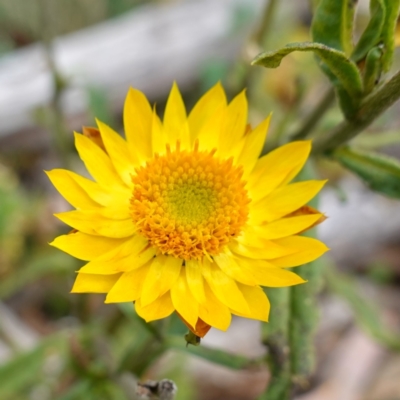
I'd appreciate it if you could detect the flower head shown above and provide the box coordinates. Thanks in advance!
[47,83,328,336]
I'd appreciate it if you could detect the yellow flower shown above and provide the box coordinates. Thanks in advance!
[47,83,328,337]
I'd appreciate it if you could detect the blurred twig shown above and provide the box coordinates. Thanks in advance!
[229,0,280,94]
[38,0,71,168]
[136,379,177,400]
[251,0,278,48]
[290,88,335,140]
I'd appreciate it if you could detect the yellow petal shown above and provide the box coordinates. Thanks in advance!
[196,103,225,151]
[233,284,270,321]
[247,141,312,202]
[271,236,329,267]
[71,272,121,293]
[170,268,199,328]
[74,132,124,188]
[51,169,130,208]
[50,231,126,261]
[151,107,167,155]
[230,239,296,259]
[97,119,137,186]
[202,258,249,314]
[249,180,327,224]
[235,256,306,287]
[250,214,324,240]
[213,251,257,286]
[188,82,227,142]
[78,235,152,274]
[237,114,271,178]
[46,169,100,209]
[198,281,231,331]
[95,205,131,220]
[186,260,206,303]
[114,246,156,272]
[135,291,174,322]
[219,90,248,157]
[163,82,190,150]
[54,210,135,238]
[105,262,151,303]
[247,168,293,204]
[123,87,152,160]
[140,255,182,307]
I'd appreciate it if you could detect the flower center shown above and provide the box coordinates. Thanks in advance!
[130,142,250,260]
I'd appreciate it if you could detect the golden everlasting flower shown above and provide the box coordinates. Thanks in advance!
[47,83,328,337]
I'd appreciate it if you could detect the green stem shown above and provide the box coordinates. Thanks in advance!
[289,257,323,391]
[288,162,323,392]
[313,69,400,153]
[260,288,291,400]
[290,88,335,140]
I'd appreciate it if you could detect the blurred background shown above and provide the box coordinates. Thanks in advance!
[1,0,400,399]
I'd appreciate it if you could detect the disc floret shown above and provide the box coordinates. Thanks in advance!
[130,142,250,260]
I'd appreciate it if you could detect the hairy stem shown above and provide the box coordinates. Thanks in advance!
[260,288,291,400]
[313,69,400,153]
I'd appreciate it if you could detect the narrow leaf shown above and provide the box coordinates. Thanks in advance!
[381,0,400,71]
[0,335,68,398]
[352,0,386,62]
[252,42,363,101]
[333,146,400,198]
[311,0,356,55]
[166,336,258,370]
[352,131,400,149]
[363,47,383,95]
[327,266,400,351]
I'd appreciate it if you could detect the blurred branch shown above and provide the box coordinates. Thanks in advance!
[251,0,279,48]
[313,69,400,153]
[42,44,71,168]
[290,88,335,140]
[230,0,279,93]
[326,264,400,351]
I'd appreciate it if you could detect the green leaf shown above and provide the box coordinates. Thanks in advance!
[352,0,399,69]
[352,0,386,62]
[363,47,383,95]
[335,85,359,119]
[252,42,363,101]
[333,146,400,198]
[381,0,400,71]
[352,131,400,149]
[166,336,258,370]
[311,0,356,55]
